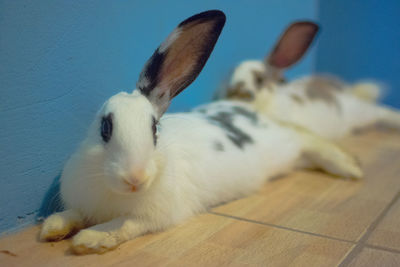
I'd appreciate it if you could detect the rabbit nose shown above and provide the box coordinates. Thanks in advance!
[123,178,138,192]
[124,169,145,191]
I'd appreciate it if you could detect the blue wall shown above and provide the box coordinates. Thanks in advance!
[0,1,316,234]
[315,0,400,108]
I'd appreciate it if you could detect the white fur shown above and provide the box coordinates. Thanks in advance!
[41,94,362,254]
[223,60,400,140]
[41,96,311,253]
[350,82,382,102]
[230,61,267,89]
[67,99,304,225]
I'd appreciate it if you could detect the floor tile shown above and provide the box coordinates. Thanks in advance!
[213,131,400,241]
[347,247,400,267]
[168,217,353,267]
[0,214,353,267]
[367,197,400,250]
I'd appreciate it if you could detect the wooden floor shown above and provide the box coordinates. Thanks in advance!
[1,129,400,266]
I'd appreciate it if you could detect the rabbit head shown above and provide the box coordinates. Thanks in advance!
[81,10,225,194]
[225,21,319,101]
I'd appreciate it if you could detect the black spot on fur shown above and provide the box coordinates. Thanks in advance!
[178,10,226,28]
[213,141,224,151]
[138,49,165,96]
[152,116,158,146]
[196,108,207,114]
[231,106,259,125]
[101,113,113,143]
[207,111,254,149]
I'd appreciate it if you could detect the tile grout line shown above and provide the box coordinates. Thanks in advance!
[364,244,400,255]
[338,190,400,267]
[208,211,357,245]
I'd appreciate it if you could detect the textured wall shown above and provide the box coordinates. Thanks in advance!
[315,0,400,108]
[0,1,316,234]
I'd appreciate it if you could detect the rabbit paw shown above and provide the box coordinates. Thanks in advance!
[308,145,363,180]
[40,211,82,241]
[71,229,119,254]
[331,154,363,180]
[301,132,363,180]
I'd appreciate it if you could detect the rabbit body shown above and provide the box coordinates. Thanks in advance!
[221,21,400,139]
[42,96,360,254]
[61,99,302,228]
[264,78,397,139]
[44,98,334,254]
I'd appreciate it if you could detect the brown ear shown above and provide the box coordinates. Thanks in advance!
[137,10,226,116]
[267,21,319,69]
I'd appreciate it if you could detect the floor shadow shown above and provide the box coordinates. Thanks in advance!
[36,174,64,222]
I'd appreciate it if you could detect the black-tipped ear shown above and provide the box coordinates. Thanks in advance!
[266,21,319,69]
[137,10,226,116]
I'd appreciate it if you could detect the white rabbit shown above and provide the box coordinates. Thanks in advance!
[218,21,400,139]
[40,11,361,254]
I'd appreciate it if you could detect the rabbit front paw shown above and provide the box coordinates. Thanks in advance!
[71,229,119,254]
[40,210,83,241]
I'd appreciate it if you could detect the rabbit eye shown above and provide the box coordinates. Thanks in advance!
[152,116,158,146]
[101,114,113,143]
[252,71,265,89]
[255,76,263,86]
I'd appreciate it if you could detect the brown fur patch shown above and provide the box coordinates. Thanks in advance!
[226,82,254,101]
[304,76,344,109]
[265,65,285,83]
[257,65,285,89]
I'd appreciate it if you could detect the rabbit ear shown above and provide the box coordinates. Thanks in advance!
[266,21,319,69]
[137,10,226,117]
